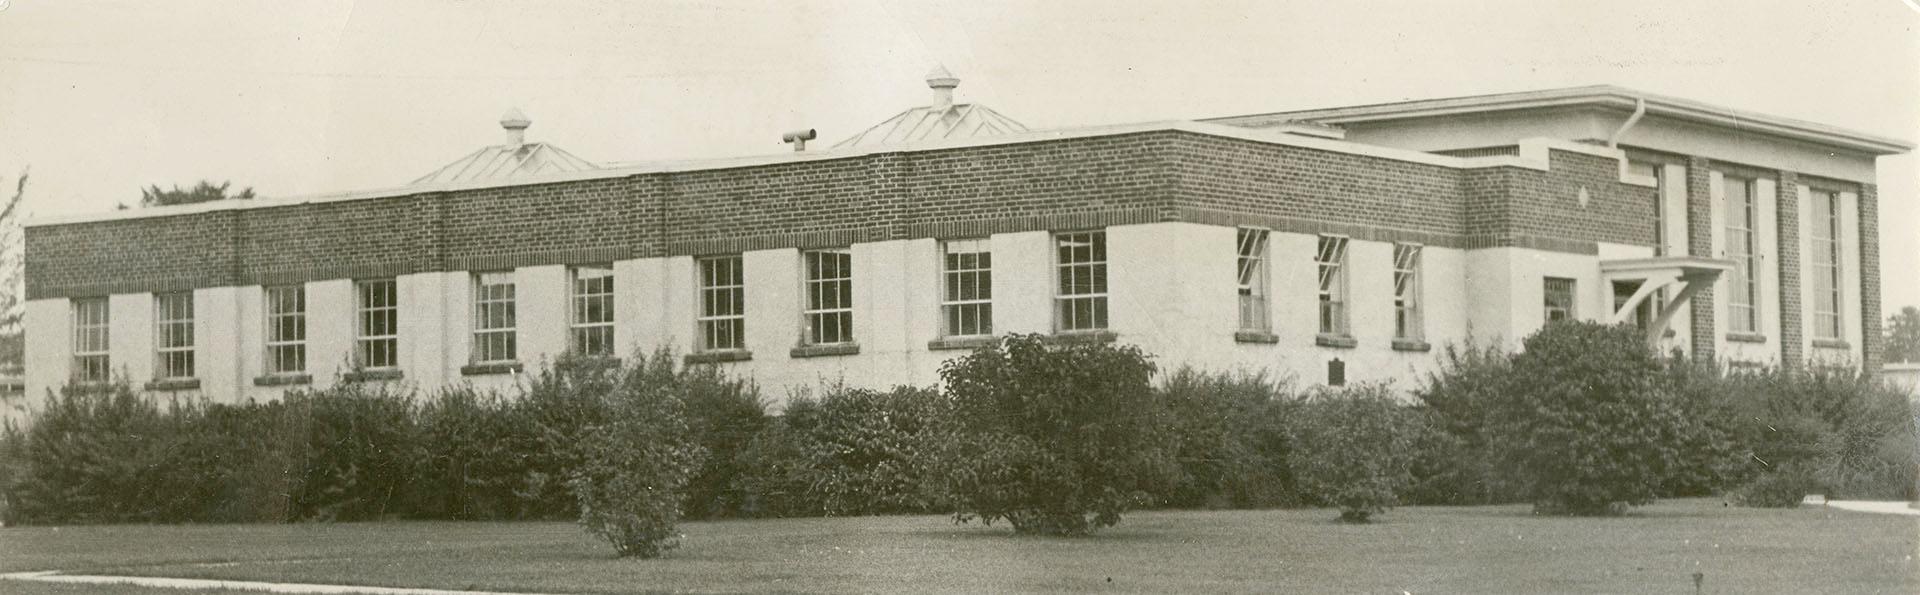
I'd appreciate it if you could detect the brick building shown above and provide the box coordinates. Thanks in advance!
[21,74,1913,403]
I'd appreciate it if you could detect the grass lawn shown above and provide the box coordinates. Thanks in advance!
[2,498,1915,594]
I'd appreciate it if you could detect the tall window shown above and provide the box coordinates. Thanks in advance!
[472,272,516,364]
[1054,231,1108,332]
[1236,228,1271,332]
[154,292,194,379]
[1544,277,1577,324]
[1316,235,1350,336]
[265,285,306,374]
[1724,175,1759,334]
[1393,243,1423,340]
[570,265,615,356]
[941,239,993,337]
[72,297,109,383]
[1810,189,1844,340]
[802,250,854,345]
[1630,161,1666,256]
[698,256,745,351]
[356,279,399,369]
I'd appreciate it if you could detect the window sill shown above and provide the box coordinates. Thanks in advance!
[344,369,405,382]
[69,380,114,392]
[1812,338,1851,350]
[1391,339,1432,352]
[685,349,752,365]
[1725,332,1767,344]
[1045,330,1118,345]
[1234,330,1279,344]
[253,373,312,387]
[1315,334,1357,349]
[928,336,997,351]
[792,343,860,358]
[460,362,523,376]
[145,378,201,391]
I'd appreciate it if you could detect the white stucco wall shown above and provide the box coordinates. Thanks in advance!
[23,298,68,401]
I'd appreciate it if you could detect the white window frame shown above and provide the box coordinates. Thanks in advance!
[154,292,195,380]
[801,249,855,346]
[264,285,307,374]
[1237,227,1271,332]
[697,255,746,352]
[471,272,517,364]
[1810,189,1844,341]
[941,239,993,338]
[1316,235,1350,336]
[355,278,399,369]
[1629,160,1667,257]
[569,265,616,357]
[1054,230,1109,332]
[1544,277,1577,324]
[1393,243,1423,341]
[1724,174,1759,334]
[72,297,110,383]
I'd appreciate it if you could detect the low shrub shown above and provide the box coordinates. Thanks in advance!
[1286,384,1416,522]
[415,387,541,520]
[1407,343,1522,506]
[927,334,1178,535]
[6,382,178,524]
[281,383,421,521]
[677,367,767,520]
[1724,367,1917,502]
[740,385,943,517]
[567,352,705,558]
[1157,368,1298,508]
[1730,467,1819,508]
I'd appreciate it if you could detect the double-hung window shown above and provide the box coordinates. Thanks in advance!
[72,297,110,383]
[941,239,993,337]
[154,292,194,379]
[698,256,745,351]
[1054,231,1108,332]
[1237,228,1271,332]
[1316,235,1350,336]
[356,279,399,369]
[472,272,516,364]
[802,250,854,345]
[1723,175,1759,334]
[1544,277,1577,324]
[1810,189,1844,341]
[265,285,306,374]
[1393,243,1423,341]
[570,265,615,356]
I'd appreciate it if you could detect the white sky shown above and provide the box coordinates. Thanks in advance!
[1,0,1916,311]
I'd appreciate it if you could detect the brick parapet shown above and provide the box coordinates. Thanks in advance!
[1686,156,1716,361]
[1776,171,1804,367]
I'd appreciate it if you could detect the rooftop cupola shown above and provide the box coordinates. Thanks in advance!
[411,107,598,185]
[926,65,960,110]
[499,108,532,148]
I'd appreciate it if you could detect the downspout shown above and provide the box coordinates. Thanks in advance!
[1608,97,1647,148]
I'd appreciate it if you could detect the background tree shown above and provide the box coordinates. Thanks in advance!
[1885,306,1920,364]
[137,180,256,208]
[0,167,27,373]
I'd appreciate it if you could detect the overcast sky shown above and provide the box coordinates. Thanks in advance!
[1,0,1915,311]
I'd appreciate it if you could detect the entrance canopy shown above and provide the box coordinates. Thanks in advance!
[1599,256,1735,349]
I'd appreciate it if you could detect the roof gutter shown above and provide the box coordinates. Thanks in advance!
[1607,96,1646,149]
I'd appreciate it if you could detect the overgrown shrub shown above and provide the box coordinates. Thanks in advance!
[1492,322,1696,515]
[1723,367,1917,501]
[1286,384,1416,522]
[1407,343,1518,506]
[567,352,705,558]
[739,385,943,517]
[927,334,1178,535]
[1730,467,1819,508]
[415,387,540,520]
[677,368,766,519]
[6,382,178,524]
[281,383,421,521]
[1157,368,1298,508]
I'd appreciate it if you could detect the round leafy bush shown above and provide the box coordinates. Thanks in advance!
[562,354,706,558]
[928,334,1177,535]
[1286,384,1415,522]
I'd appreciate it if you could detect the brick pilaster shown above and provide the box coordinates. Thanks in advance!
[1776,172,1803,367]
[1686,157,1716,361]
[1860,184,1882,376]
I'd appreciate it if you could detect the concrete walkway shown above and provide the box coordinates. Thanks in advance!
[1826,500,1920,516]
[0,570,559,594]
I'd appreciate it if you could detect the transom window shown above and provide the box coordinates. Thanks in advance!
[1054,231,1108,332]
[570,265,615,356]
[698,256,745,351]
[1393,243,1423,341]
[472,272,516,364]
[265,285,306,374]
[1237,228,1271,332]
[155,292,194,380]
[803,249,854,345]
[1810,189,1844,341]
[356,279,399,369]
[1316,235,1350,336]
[1723,175,1759,334]
[72,297,109,383]
[1544,277,1577,324]
[941,239,993,338]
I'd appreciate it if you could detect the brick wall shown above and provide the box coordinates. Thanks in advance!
[1860,184,1882,374]
[1686,157,1717,361]
[1776,171,1803,367]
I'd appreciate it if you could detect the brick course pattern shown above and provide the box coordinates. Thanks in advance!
[27,131,1662,300]
[1860,184,1882,374]
[1775,171,1803,367]
[1685,157,1716,361]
